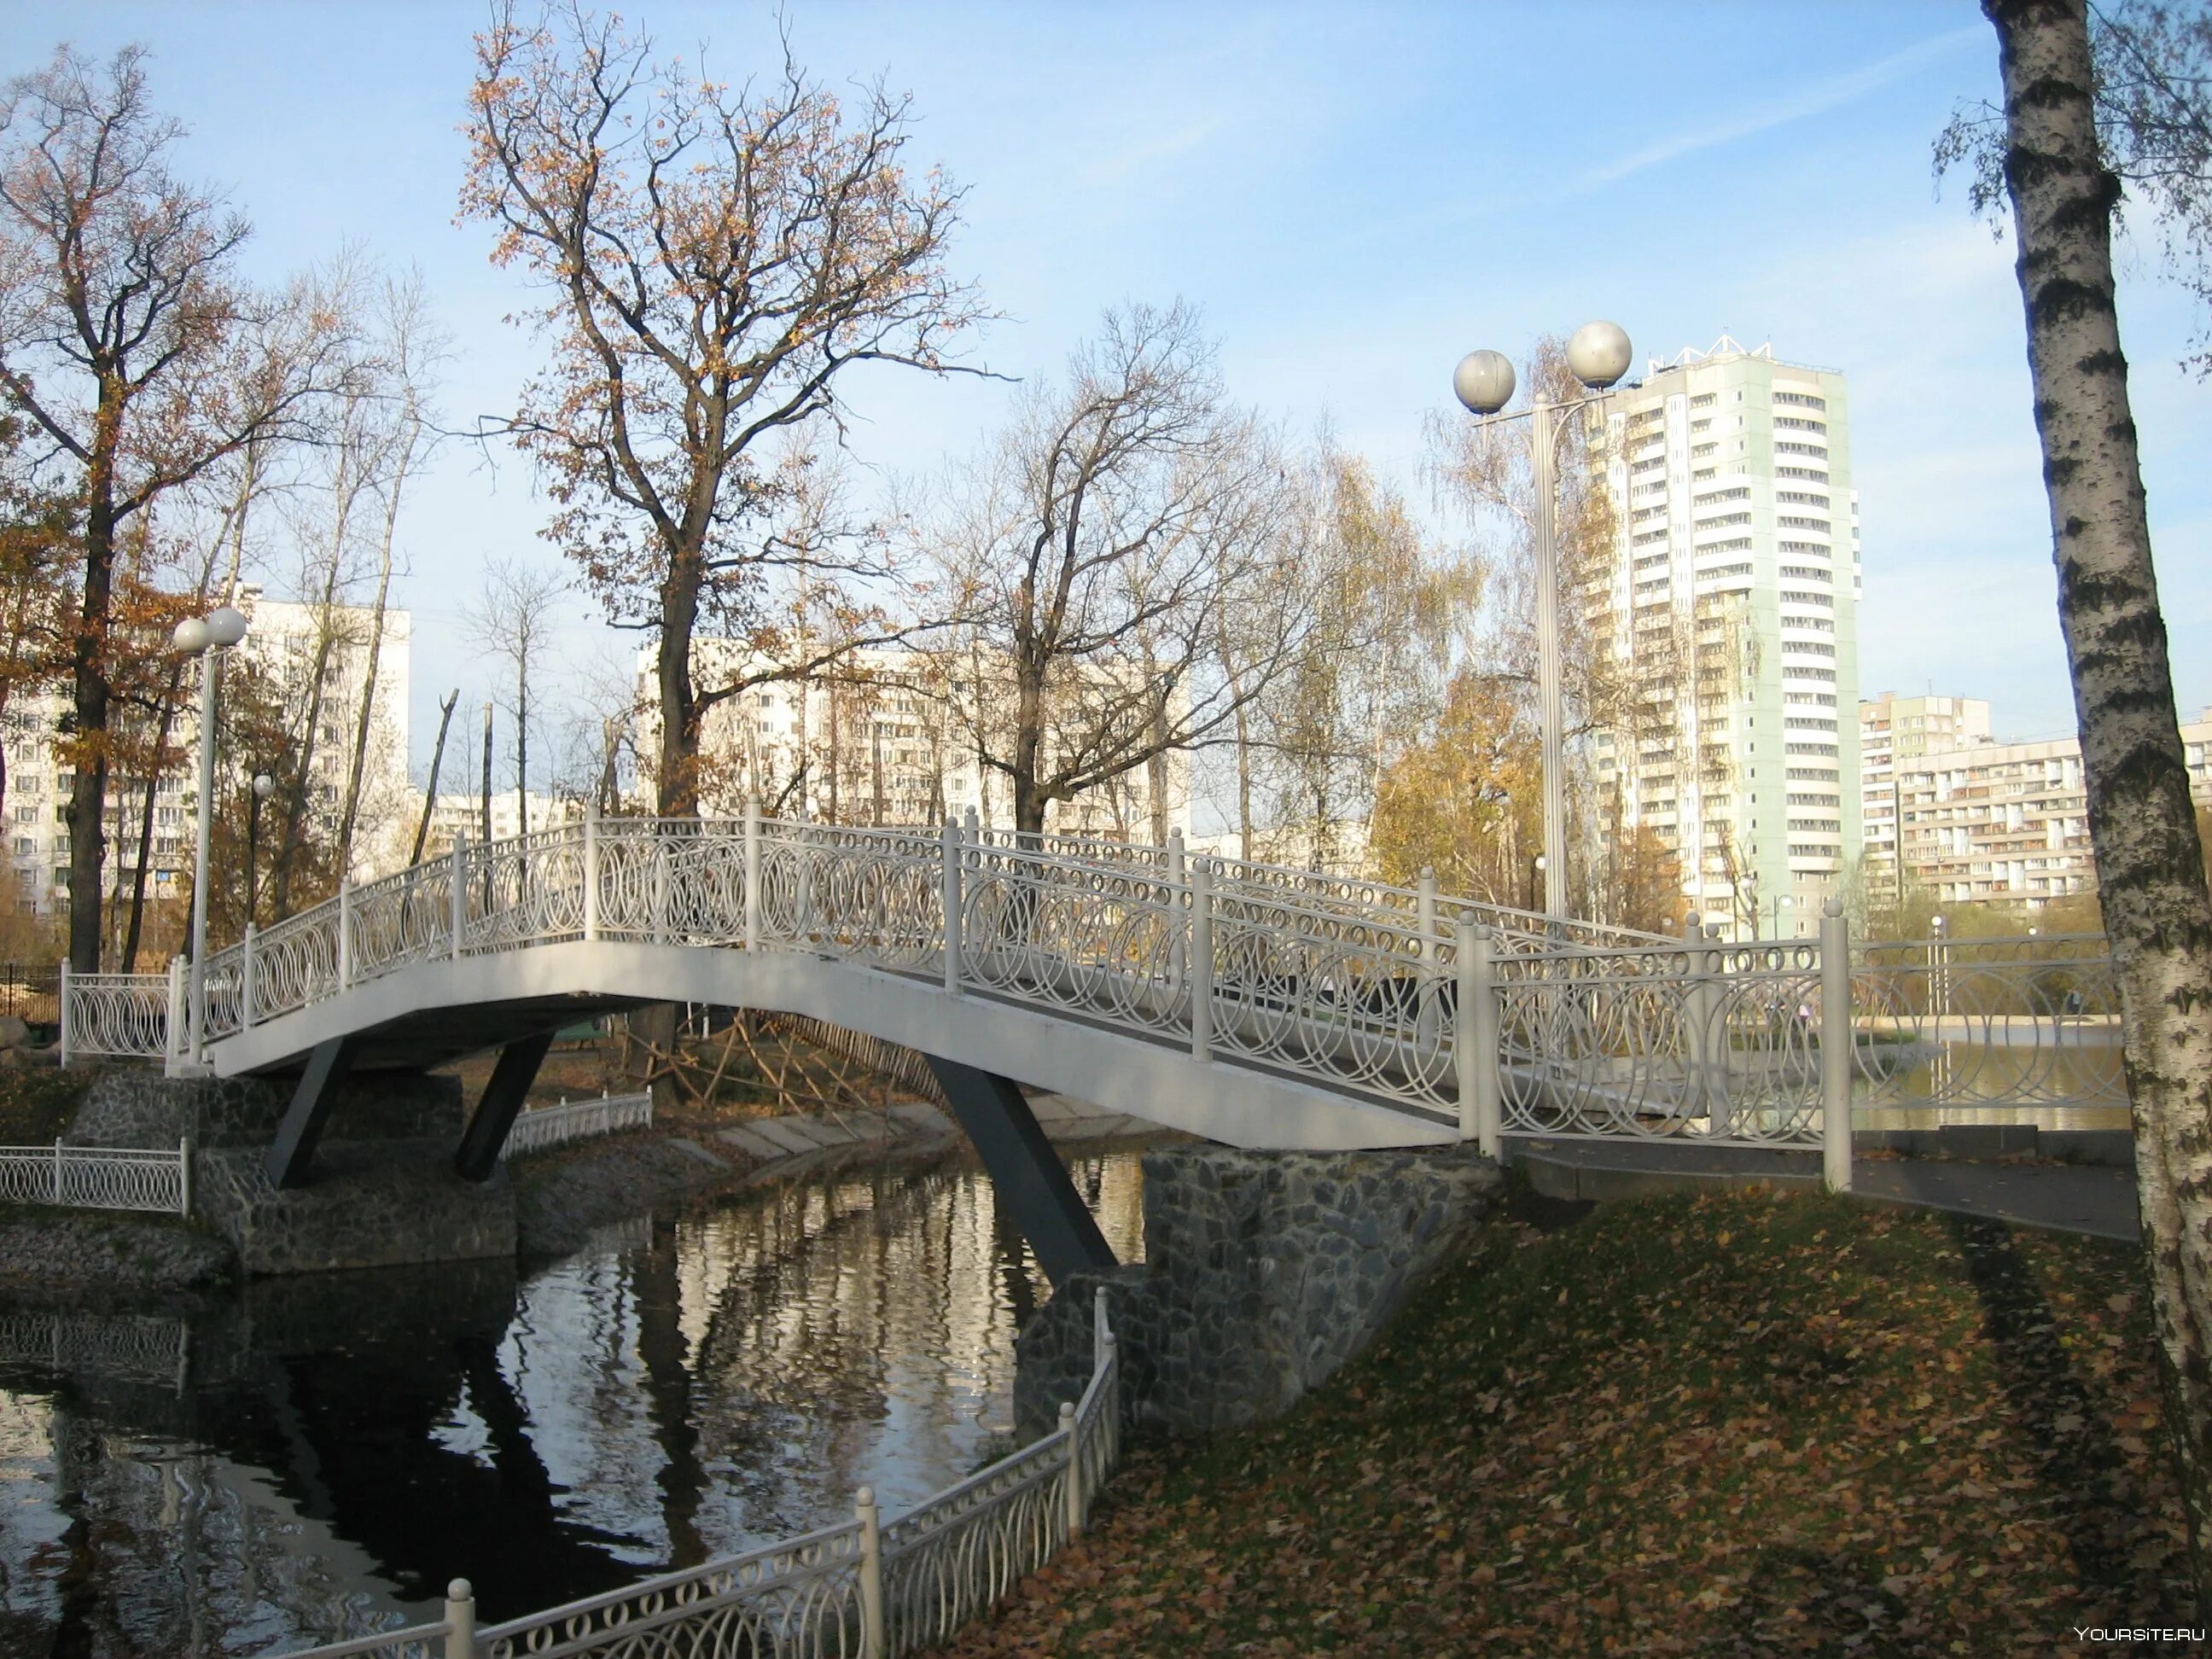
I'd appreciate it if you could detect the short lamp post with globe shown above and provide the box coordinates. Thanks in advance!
[1453,322,1634,920]
[246,771,276,928]
[172,604,249,1064]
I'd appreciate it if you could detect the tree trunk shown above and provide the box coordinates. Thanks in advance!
[120,667,184,970]
[1988,0,2212,1609]
[67,483,116,975]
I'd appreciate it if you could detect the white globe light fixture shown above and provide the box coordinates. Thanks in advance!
[1565,319,1633,389]
[1452,349,1516,416]
[1452,319,1632,924]
[172,617,211,655]
[253,771,276,800]
[204,606,249,649]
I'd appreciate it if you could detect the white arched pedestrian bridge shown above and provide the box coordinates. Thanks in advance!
[62,813,2123,1249]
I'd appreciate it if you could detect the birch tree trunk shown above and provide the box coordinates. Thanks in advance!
[1988,0,2212,1606]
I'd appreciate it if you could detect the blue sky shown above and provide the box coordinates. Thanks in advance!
[9,2,2209,780]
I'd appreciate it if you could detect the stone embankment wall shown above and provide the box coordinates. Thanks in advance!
[66,1072,509,1276]
[1016,1143,1502,1440]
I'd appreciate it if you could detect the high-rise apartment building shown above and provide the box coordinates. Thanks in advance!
[2,589,413,920]
[1858,692,2212,907]
[1590,337,1863,937]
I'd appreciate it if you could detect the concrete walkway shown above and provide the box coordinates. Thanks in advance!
[1513,1138,2140,1243]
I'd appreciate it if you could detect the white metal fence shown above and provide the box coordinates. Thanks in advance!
[265,1289,1121,1659]
[498,1091,653,1161]
[0,1138,190,1215]
[59,814,2126,1168]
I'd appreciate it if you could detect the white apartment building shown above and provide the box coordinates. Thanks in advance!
[2,588,413,917]
[416,789,581,859]
[1590,337,1865,937]
[632,642,1190,839]
[1860,691,2212,906]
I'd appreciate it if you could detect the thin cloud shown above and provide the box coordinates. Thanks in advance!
[1582,26,1984,187]
[1081,119,1224,186]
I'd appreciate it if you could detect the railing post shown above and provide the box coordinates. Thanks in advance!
[1167,829,1187,990]
[1684,914,1721,1136]
[166,955,187,1074]
[743,799,761,950]
[178,1135,192,1219]
[583,810,600,941]
[1417,867,1438,955]
[856,1487,886,1659]
[964,803,981,840]
[1820,898,1854,1193]
[56,961,68,1069]
[451,831,468,961]
[443,1579,474,1659]
[1190,857,1213,1062]
[1060,1399,1082,1537]
[337,876,353,992]
[51,1137,61,1206]
[943,816,963,995]
[241,924,258,1028]
[1457,919,1502,1158]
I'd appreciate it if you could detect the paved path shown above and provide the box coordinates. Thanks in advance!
[1514,1138,2140,1243]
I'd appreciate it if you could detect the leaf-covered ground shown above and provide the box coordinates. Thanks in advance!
[938,1188,2187,1657]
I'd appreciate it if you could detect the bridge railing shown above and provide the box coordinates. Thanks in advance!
[61,817,2128,1149]
[0,1138,190,1214]
[498,1090,653,1160]
[263,1291,1120,1659]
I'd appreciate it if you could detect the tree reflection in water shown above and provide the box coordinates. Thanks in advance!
[0,1148,1145,1653]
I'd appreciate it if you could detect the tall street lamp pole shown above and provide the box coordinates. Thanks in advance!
[1455,322,1633,919]
[246,771,275,926]
[173,604,249,1062]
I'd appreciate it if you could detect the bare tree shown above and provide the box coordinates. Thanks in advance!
[0,44,357,969]
[927,303,1310,838]
[463,556,566,839]
[460,2,987,822]
[337,267,449,872]
[1978,0,2212,1606]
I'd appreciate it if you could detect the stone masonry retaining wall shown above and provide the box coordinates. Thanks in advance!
[195,1139,515,1275]
[1016,1143,1502,1440]
[67,1070,460,1150]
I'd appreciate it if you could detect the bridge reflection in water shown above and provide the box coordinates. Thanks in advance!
[0,1149,1143,1655]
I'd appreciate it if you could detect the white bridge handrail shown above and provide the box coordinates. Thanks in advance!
[262,1290,1121,1659]
[59,816,2124,1154]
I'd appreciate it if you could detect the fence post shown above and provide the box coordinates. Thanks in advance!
[1190,857,1213,1062]
[443,1579,474,1659]
[337,876,353,992]
[166,956,187,1074]
[56,961,68,1068]
[744,798,761,951]
[583,810,600,941]
[1820,898,1854,1193]
[964,803,980,840]
[241,925,257,1028]
[178,1135,192,1219]
[1417,867,1438,956]
[1457,919,1502,1158]
[1060,1400,1083,1537]
[451,831,468,962]
[856,1487,886,1659]
[943,817,963,995]
[1167,830,1187,990]
[1684,914,1721,1137]
[51,1137,61,1206]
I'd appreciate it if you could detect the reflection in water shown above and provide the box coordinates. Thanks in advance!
[0,1149,1144,1655]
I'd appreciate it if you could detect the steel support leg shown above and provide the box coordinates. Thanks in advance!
[265,1037,354,1190]
[454,1033,555,1183]
[924,1057,1117,1285]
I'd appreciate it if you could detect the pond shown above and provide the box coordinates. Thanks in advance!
[0,1149,1145,1656]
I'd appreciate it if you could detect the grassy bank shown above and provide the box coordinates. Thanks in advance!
[943,1188,2184,1657]
[0,1069,87,1144]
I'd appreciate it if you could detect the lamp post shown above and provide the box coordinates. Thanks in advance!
[1454,321,1633,919]
[1772,891,1794,940]
[246,771,275,926]
[174,604,249,1063]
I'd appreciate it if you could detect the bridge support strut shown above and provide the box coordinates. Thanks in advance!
[925,1057,1117,1285]
[455,1032,556,1182]
[265,1037,355,1189]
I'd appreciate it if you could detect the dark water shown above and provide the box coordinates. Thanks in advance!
[0,1150,1144,1656]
